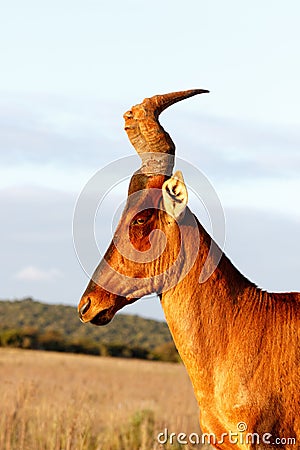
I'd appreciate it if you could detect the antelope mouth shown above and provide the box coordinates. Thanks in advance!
[90,306,115,326]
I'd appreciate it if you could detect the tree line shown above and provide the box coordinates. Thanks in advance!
[0,327,180,362]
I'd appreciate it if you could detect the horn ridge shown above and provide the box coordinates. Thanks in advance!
[123,88,209,172]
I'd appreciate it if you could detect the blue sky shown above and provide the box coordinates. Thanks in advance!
[1,0,300,320]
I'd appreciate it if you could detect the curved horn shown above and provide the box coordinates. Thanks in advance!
[123,89,209,175]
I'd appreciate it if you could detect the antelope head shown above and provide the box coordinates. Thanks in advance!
[78,89,209,325]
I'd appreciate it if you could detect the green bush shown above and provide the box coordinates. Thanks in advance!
[151,341,181,362]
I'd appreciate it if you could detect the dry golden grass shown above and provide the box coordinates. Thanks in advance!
[0,348,210,450]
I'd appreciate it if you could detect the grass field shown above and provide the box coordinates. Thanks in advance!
[0,348,210,450]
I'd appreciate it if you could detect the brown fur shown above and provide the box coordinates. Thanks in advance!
[79,183,300,449]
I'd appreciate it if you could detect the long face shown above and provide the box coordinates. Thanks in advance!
[78,171,190,325]
[77,88,209,325]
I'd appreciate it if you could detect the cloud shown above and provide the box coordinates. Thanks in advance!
[0,94,136,192]
[0,94,126,170]
[2,93,300,182]
[2,95,300,224]
[0,184,112,307]
[164,111,300,181]
[222,206,300,293]
[0,186,76,243]
[14,266,63,282]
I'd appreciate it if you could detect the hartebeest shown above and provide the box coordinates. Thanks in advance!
[78,90,300,449]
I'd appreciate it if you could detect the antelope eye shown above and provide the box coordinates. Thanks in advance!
[131,209,153,226]
[131,217,146,226]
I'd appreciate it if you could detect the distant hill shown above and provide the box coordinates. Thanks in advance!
[0,298,178,361]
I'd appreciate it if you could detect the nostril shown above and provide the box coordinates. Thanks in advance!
[79,297,91,319]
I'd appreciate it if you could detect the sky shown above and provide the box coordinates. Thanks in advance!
[1,0,300,321]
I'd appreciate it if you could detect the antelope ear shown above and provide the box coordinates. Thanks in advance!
[162,171,188,220]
